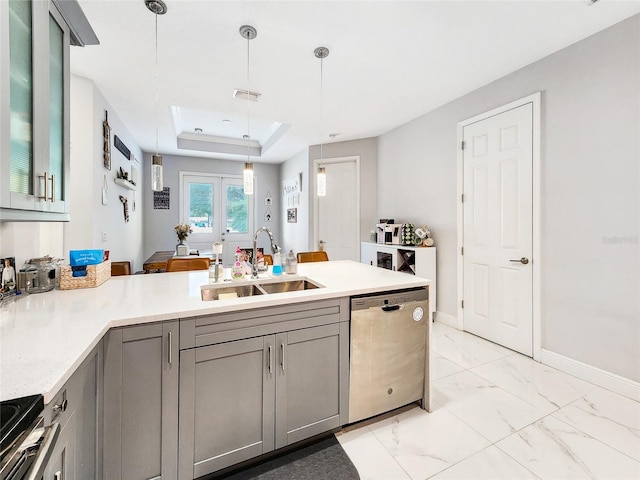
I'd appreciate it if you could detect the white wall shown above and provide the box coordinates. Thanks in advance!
[142,153,281,262]
[279,148,310,254]
[65,75,144,270]
[378,15,640,382]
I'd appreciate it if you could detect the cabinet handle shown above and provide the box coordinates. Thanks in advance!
[280,343,285,372]
[49,174,55,202]
[38,171,48,201]
[268,345,272,374]
[168,331,173,365]
[52,399,67,412]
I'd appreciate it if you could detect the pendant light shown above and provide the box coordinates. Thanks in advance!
[240,25,257,195]
[314,46,329,197]
[145,0,167,192]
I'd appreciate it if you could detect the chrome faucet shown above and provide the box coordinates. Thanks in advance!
[252,227,281,279]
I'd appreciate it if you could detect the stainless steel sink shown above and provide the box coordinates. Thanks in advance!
[201,277,323,300]
[258,279,322,294]
[201,284,265,301]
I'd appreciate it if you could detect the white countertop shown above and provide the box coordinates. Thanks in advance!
[0,260,429,403]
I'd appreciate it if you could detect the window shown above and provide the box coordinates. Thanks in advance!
[180,173,254,259]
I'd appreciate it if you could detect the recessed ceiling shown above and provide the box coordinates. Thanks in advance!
[70,1,640,164]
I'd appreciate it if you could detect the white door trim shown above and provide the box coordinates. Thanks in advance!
[456,92,541,361]
[312,155,361,255]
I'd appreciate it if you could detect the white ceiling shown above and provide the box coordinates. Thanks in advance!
[71,0,640,164]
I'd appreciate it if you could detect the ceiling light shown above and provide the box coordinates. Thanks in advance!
[146,0,167,192]
[233,89,261,102]
[315,46,329,197]
[240,25,257,195]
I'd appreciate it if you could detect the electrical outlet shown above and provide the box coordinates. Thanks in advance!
[102,231,108,242]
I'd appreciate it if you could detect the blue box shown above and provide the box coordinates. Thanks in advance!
[69,250,104,267]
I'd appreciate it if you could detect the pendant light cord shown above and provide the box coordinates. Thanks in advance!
[320,54,324,162]
[154,11,159,156]
[246,32,250,161]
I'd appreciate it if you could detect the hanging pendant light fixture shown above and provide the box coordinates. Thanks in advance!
[146,0,167,192]
[240,25,257,195]
[314,46,329,197]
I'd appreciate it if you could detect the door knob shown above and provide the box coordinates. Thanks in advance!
[509,257,529,265]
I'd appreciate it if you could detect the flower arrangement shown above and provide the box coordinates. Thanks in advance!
[174,223,192,242]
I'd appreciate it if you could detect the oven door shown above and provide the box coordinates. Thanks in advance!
[1,421,59,480]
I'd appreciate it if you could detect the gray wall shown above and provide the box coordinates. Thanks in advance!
[142,153,281,262]
[378,15,639,381]
[279,148,310,254]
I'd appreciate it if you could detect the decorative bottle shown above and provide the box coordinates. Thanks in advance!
[285,250,297,275]
[232,246,244,280]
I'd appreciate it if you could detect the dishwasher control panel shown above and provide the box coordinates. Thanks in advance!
[351,287,428,311]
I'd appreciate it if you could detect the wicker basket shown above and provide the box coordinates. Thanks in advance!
[59,260,111,290]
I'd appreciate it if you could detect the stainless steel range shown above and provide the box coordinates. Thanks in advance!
[0,395,59,480]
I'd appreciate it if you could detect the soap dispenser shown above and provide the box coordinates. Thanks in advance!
[285,250,297,275]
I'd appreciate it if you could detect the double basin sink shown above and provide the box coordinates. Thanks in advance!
[201,277,322,301]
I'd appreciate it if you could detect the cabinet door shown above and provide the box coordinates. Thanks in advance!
[360,242,377,266]
[103,321,179,480]
[0,0,70,220]
[43,413,76,480]
[275,323,344,448]
[179,336,275,479]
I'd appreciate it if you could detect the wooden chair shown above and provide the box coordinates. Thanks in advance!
[263,254,273,266]
[111,261,131,276]
[296,251,329,263]
[166,257,210,272]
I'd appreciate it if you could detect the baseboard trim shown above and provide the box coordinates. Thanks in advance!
[434,311,459,329]
[540,349,640,402]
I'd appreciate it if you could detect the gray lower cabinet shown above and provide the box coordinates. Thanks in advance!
[42,342,101,480]
[178,298,350,479]
[103,321,179,480]
[178,335,275,478]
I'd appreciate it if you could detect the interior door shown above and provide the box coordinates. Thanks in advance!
[316,159,359,261]
[462,103,533,356]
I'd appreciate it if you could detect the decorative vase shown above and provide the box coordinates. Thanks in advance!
[176,239,185,255]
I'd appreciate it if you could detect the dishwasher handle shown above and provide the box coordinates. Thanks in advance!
[381,304,402,312]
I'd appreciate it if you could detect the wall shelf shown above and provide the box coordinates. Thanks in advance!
[114,178,136,191]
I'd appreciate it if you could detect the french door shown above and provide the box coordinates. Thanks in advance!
[180,173,253,263]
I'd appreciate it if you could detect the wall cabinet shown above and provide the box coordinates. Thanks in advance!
[361,242,437,319]
[0,0,71,221]
[178,299,349,479]
[42,343,101,480]
[102,321,179,480]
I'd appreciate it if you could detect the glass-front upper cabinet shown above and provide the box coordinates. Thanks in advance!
[0,0,70,221]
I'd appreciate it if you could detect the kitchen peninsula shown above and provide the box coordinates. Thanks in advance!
[0,260,431,479]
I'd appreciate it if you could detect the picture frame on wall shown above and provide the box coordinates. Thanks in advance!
[287,208,297,223]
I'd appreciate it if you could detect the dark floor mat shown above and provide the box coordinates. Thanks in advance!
[221,435,360,480]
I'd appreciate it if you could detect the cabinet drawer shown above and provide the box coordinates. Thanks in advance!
[180,298,349,349]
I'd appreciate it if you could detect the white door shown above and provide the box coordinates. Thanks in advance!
[316,158,359,261]
[462,103,533,356]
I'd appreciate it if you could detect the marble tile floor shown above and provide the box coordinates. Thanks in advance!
[337,321,640,479]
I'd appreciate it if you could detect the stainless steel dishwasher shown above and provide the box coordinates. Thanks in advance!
[349,287,430,424]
